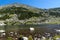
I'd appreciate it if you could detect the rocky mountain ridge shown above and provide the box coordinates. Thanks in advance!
[0,3,60,25]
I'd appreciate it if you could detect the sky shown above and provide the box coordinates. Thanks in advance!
[0,0,60,9]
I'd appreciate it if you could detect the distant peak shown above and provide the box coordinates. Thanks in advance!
[8,2,26,7]
[4,2,24,7]
[11,2,20,5]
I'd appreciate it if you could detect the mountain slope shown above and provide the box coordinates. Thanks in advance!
[0,3,60,25]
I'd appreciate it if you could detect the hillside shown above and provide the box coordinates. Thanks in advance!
[0,3,60,25]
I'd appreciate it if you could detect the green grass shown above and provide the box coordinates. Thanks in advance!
[48,21,60,24]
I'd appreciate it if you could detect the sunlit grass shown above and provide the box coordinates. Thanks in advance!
[48,21,60,24]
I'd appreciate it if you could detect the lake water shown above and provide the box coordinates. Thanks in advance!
[0,24,60,33]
